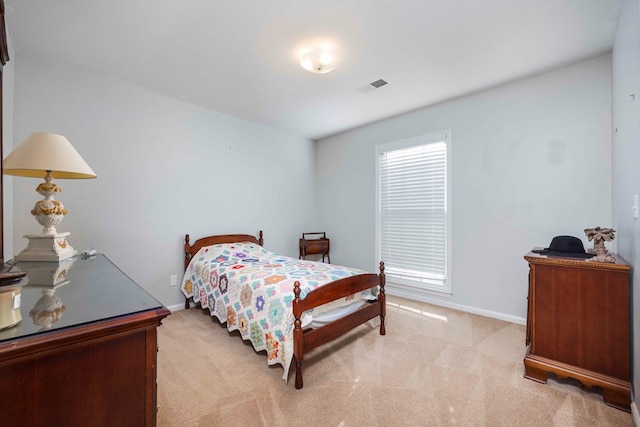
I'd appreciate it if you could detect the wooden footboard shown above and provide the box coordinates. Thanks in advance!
[292,262,386,389]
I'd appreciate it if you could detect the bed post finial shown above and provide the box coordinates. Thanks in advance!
[292,280,304,389]
[378,261,386,336]
[184,234,192,260]
[184,234,193,309]
[258,230,264,246]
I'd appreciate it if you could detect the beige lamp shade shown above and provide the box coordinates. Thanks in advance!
[3,132,96,179]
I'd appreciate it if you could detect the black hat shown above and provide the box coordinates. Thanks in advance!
[532,235,594,259]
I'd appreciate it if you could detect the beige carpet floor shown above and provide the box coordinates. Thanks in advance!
[157,295,633,426]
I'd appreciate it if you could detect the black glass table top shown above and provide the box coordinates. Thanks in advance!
[0,253,166,343]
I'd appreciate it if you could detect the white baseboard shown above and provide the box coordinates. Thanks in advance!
[169,290,527,326]
[385,286,527,325]
[632,400,639,426]
[166,302,184,313]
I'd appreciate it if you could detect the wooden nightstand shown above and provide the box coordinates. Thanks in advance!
[299,232,330,263]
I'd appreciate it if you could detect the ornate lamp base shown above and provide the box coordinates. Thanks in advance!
[15,232,77,262]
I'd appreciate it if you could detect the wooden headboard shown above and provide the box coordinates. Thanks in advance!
[184,231,264,271]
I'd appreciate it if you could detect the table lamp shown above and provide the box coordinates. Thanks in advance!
[2,132,97,261]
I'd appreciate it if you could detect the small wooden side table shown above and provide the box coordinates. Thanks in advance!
[299,232,330,263]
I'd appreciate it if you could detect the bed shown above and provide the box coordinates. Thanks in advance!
[181,231,386,389]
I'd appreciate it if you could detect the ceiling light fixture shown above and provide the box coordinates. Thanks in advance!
[300,49,337,74]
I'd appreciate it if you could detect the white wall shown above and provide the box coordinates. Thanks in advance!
[612,0,640,417]
[2,30,14,260]
[11,55,318,308]
[316,55,612,323]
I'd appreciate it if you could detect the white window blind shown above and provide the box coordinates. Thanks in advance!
[377,132,449,292]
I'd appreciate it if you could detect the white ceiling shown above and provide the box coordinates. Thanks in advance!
[5,0,623,140]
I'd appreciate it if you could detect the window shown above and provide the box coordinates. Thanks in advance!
[376,130,450,295]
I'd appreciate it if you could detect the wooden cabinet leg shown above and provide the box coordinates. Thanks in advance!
[523,362,548,383]
[602,388,631,412]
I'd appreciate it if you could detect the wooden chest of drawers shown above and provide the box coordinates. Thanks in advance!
[0,254,171,426]
[523,250,630,411]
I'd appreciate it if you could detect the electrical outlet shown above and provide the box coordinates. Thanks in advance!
[170,275,178,287]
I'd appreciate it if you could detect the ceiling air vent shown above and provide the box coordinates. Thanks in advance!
[357,78,389,93]
[370,79,388,88]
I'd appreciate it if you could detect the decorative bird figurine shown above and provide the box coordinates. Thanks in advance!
[584,226,616,263]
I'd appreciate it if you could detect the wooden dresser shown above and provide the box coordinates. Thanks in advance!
[523,250,631,411]
[0,254,171,426]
